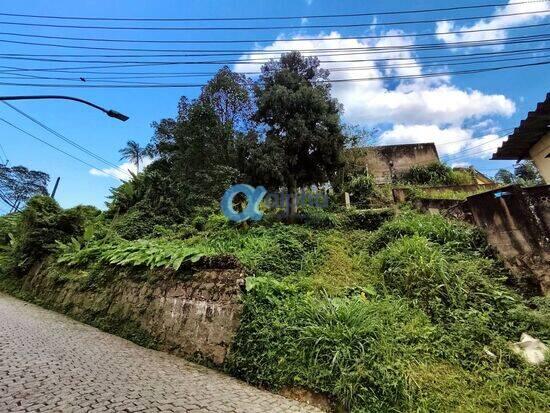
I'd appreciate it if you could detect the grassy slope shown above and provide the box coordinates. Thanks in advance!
[1,209,549,412]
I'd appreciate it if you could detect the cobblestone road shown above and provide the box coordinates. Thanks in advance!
[0,293,322,413]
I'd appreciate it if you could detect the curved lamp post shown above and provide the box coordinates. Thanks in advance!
[0,95,129,121]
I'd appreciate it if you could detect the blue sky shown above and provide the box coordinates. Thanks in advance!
[0,0,548,210]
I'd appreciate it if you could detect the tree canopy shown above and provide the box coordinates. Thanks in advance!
[0,165,49,212]
[110,54,347,220]
[253,51,345,193]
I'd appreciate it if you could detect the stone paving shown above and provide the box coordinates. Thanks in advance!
[0,293,322,412]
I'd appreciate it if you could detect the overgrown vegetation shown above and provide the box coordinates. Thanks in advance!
[0,51,548,412]
[1,194,548,412]
[400,162,475,186]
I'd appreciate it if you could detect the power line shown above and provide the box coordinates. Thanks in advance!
[447,146,501,162]
[4,46,548,75]
[1,1,546,21]
[444,138,506,162]
[1,53,549,83]
[0,31,548,56]
[0,34,547,67]
[435,127,515,148]
[0,59,548,88]
[1,20,549,46]
[0,9,548,31]
[0,141,8,164]
[1,102,132,178]
[0,117,124,180]
[0,28,548,54]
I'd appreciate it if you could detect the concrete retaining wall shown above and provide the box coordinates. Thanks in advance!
[466,185,550,295]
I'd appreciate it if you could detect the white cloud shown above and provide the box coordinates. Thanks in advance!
[379,124,473,156]
[461,133,507,159]
[234,32,515,128]
[435,0,550,48]
[89,157,153,180]
[451,162,470,168]
[301,17,309,25]
[379,125,506,159]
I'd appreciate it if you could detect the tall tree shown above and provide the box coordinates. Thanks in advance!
[0,165,49,212]
[119,140,153,173]
[253,51,345,214]
[494,169,515,184]
[514,160,543,186]
[494,161,543,186]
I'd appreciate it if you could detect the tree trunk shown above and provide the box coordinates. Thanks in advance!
[287,179,298,223]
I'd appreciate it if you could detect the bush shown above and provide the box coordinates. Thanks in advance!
[400,162,474,186]
[372,236,472,317]
[111,208,175,240]
[57,238,205,271]
[227,280,434,411]
[367,210,487,254]
[343,208,395,230]
[190,223,318,277]
[299,207,343,229]
[14,196,86,271]
[345,174,375,208]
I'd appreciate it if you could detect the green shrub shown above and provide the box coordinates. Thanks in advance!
[14,196,86,271]
[299,207,343,229]
[372,236,471,317]
[57,238,205,271]
[0,213,20,274]
[400,162,474,186]
[227,280,434,411]
[367,210,487,254]
[189,223,318,277]
[343,208,395,230]
[111,208,175,240]
[0,213,19,245]
[345,174,375,208]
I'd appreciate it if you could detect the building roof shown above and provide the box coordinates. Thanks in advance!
[492,92,550,160]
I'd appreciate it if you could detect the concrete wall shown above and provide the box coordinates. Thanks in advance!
[529,132,550,183]
[412,198,462,215]
[392,183,500,203]
[354,143,440,184]
[21,261,245,365]
[466,185,550,295]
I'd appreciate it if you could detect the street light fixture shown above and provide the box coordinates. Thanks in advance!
[0,95,129,121]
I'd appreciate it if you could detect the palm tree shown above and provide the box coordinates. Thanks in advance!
[119,140,154,173]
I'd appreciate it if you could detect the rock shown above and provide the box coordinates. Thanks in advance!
[511,333,548,365]
[483,346,497,359]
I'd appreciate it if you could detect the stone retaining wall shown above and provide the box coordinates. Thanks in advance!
[20,262,245,365]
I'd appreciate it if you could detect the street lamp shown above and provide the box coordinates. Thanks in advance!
[0,95,129,121]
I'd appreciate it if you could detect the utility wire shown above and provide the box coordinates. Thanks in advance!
[435,127,515,148]
[0,29,548,53]
[4,46,548,75]
[1,20,549,45]
[0,117,124,180]
[445,137,505,159]
[444,138,506,161]
[0,34,549,56]
[0,35,548,66]
[1,54,549,83]
[0,58,548,87]
[1,102,132,178]
[0,9,547,30]
[0,141,8,164]
[1,1,546,21]
[445,146,501,162]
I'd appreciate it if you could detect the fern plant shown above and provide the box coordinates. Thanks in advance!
[57,238,205,271]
